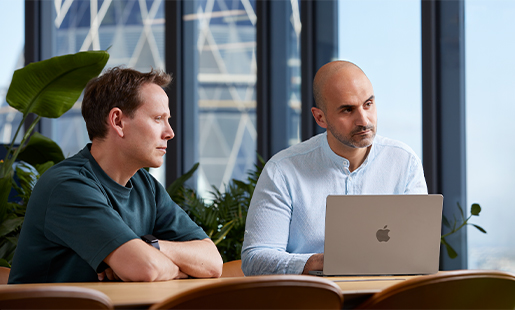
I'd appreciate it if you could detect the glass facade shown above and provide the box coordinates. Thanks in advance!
[186,0,301,197]
[0,1,25,145]
[45,0,166,181]
[337,0,422,158]
[185,0,257,196]
[465,0,515,272]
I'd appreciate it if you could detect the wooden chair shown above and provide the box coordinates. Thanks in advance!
[149,275,343,309]
[357,269,515,309]
[0,267,10,284]
[221,259,244,277]
[0,286,113,309]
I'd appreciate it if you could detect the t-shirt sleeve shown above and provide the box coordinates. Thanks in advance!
[43,177,139,272]
[151,179,208,242]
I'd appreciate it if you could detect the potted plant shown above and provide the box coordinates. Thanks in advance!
[168,158,264,262]
[0,51,109,266]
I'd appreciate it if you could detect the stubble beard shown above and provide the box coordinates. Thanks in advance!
[328,123,377,149]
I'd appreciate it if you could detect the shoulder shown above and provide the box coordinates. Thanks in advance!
[373,135,419,158]
[268,133,326,164]
[37,151,93,187]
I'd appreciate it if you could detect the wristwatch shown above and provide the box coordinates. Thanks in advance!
[141,234,160,250]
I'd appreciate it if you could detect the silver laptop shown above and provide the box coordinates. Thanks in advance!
[311,194,443,276]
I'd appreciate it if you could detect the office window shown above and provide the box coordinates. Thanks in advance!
[43,0,166,182]
[287,1,302,147]
[337,0,422,158]
[183,0,258,197]
[466,0,515,272]
[0,1,25,144]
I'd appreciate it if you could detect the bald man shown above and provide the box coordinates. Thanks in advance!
[241,61,427,275]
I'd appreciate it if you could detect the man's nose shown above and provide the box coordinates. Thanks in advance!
[165,121,175,140]
[355,108,369,127]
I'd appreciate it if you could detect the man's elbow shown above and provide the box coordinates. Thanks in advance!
[116,260,168,282]
[203,254,223,278]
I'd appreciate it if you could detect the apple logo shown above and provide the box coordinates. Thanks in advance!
[376,225,390,242]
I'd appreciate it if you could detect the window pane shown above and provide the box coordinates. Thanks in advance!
[187,0,257,197]
[0,1,24,145]
[47,0,166,183]
[337,0,422,158]
[288,1,301,146]
[466,0,515,272]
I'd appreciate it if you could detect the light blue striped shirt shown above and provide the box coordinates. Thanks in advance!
[241,132,427,275]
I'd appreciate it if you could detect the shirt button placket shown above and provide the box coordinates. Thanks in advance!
[343,160,350,194]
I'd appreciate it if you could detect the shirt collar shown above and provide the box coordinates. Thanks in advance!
[320,131,376,170]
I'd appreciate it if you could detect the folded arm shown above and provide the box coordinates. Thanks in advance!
[103,237,222,281]
[159,238,222,278]
[103,238,187,282]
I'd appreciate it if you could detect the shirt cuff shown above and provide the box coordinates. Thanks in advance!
[286,253,316,274]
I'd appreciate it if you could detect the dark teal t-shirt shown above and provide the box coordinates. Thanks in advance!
[8,145,208,283]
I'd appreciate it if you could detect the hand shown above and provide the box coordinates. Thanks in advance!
[175,270,189,279]
[302,253,324,275]
[98,267,121,281]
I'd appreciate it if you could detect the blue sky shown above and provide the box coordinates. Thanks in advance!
[0,0,24,87]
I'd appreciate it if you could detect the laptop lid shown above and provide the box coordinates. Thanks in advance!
[322,194,443,276]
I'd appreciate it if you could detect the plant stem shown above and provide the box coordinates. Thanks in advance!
[1,116,41,177]
[441,214,471,239]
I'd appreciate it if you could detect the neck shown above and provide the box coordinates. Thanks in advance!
[90,140,138,186]
[326,135,371,172]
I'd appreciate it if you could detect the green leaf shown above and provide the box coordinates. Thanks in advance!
[17,132,65,165]
[471,224,487,234]
[0,258,10,268]
[0,217,24,236]
[35,161,55,176]
[6,50,109,118]
[470,203,481,216]
[212,221,235,245]
[441,238,458,259]
[456,202,465,219]
[442,215,451,229]
[167,163,199,197]
[0,175,13,221]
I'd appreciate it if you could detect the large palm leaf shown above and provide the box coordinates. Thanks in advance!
[6,50,109,118]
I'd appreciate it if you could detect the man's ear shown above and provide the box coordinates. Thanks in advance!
[311,107,328,129]
[108,108,125,138]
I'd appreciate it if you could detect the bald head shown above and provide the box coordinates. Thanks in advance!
[313,61,370,112]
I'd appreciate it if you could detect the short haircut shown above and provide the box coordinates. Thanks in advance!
[82,66,172,141]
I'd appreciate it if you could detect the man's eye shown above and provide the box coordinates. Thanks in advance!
[155,116,162,121]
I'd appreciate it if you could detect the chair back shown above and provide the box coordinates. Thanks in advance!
[221,259,244,277]
[150,275,343,309]
[0,267,10,284]
[357,269,515,309]
[0,286,113,309]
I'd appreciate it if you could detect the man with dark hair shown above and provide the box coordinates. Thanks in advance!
[241,61,427,275]
[9,67,223,283]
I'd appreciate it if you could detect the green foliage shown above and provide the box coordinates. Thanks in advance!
[0,51,109,266]
[441,202,486,259]
[168,156,265,262]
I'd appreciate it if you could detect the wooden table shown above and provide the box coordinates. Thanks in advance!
[0,274,425,309]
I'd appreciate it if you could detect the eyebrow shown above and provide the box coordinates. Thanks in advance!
[336,95,375,111]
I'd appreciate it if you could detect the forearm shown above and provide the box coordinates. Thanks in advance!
[104,239,187,282]
[241,247,313,275]
[159,238,222,278]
